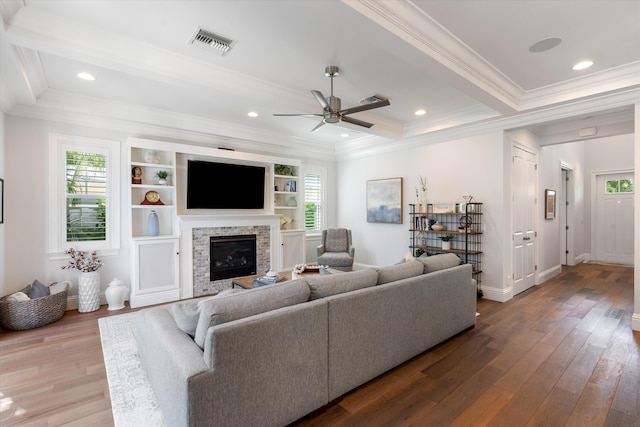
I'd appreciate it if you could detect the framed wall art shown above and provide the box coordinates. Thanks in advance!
[366,177,403,224]
[545,189,556,219]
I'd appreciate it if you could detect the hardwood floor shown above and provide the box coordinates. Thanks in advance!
[1,262,638,426]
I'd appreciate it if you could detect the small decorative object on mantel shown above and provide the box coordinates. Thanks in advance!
[132,166,142,184]
[62,248,103,313]
[155,170,170,185]
[280,215,293,230]
[141,190,164,205]
[147,210,159,236]
[144,150,160,163]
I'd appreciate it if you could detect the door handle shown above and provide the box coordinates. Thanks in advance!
[523,236,531,241]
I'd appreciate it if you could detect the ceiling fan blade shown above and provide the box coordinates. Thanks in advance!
[341,115,374,128]
[273,113,322,117]
[340,98,390,115]
[311,90,330,110]
[310,120,326,132]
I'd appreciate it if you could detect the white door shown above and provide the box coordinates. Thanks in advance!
[594,173,634,265]
[280,231,306,270]
[512,146,537,295]
[131,238,181,308]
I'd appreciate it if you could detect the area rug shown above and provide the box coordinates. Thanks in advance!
[99,312,165,427]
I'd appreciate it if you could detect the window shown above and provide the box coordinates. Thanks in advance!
[304,166,326,233]
[49,134,120,254]
[605,179,633,194]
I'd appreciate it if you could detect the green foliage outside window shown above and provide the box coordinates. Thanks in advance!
[606,179,633,194]
[66,151,107,242]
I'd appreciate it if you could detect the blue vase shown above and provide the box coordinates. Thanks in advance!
[147,210,159,236]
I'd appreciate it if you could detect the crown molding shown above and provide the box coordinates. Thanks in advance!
[403,104,500,137]
[344,0,523,114]
[336,88,640,160]
[9,45,46,101]
[520,61,640,111]
[0,0,23,27]
[8,90,339,161]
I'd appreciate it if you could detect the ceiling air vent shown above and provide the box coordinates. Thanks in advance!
[189,26,236,56]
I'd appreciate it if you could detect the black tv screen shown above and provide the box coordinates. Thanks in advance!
[187,160,265,209]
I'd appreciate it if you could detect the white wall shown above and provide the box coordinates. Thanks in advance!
[337,130,506,297]
[2,115,339,299]
[0,111,5,296]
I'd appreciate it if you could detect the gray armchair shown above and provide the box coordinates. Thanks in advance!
[316,228,355,271]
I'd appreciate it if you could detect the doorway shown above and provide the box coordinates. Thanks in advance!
[593,171,634,265]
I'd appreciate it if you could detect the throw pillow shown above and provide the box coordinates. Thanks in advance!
[306,268,378,300]
[193,279,310,349]
[171,288,247,337]
[48,281,69,295]
[416,253,461,274]
[4,292,30,303]
[377,260,424,285]
[26,280,50,299]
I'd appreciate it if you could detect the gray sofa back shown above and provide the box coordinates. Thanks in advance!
[325,263,475,399]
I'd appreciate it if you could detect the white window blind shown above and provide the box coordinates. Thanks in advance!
[304,172,323,231]
[65,151,107,242]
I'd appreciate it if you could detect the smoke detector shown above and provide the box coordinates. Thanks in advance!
[188,26,236,56]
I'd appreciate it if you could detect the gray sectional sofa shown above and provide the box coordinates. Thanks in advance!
[135,254,476,427]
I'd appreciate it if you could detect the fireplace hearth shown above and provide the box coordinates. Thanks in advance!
[210,235,257,281]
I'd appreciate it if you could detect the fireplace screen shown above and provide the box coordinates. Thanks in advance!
[209,235,257,281]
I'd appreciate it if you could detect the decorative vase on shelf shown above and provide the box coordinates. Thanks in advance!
[431,221,445,231]
[147,210,159,236]
[442,241,452,250]
[78,271,100,313]
[105,278,127,311]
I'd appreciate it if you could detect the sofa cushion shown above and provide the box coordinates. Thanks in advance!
[171,288,248,337]
[416,253,461,274]
[306,268,378,300]
[377,260,424,285]
[193,279,310,348]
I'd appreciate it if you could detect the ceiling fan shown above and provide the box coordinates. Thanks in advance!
[273,66,390,132]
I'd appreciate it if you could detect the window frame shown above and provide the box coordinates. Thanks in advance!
[48,134,121,255]
[302,165,326,236]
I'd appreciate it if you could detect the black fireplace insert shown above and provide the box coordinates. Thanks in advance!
[209,234,257,281]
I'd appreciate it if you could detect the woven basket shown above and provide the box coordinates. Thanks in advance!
[0,282,70,330]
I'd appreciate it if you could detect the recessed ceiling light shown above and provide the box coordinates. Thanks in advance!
[77,72,95,81]
[415,109,426,116]
[529,37,562,53]
[341,133,350,138]
[247,111,259,117]
[572,61,594,71]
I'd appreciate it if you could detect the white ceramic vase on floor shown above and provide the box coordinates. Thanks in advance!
[78,271,101,313]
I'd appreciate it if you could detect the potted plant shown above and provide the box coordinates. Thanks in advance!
[155,170,170,185]
[438,234,454,250]
[274,164,296,176]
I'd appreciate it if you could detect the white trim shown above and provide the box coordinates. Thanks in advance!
[47,133,121,254]
[481,285,512,303]
[537,264,562,284]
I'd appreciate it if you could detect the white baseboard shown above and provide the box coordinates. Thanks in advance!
[632,313,640,331]
[538,264,562,284]
[480,285,512,302]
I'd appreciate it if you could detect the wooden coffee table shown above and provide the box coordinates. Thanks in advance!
[231,271,291,289]
[231,270,323,289]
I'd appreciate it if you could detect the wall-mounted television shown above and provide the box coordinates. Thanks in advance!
[187,160,265,209]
